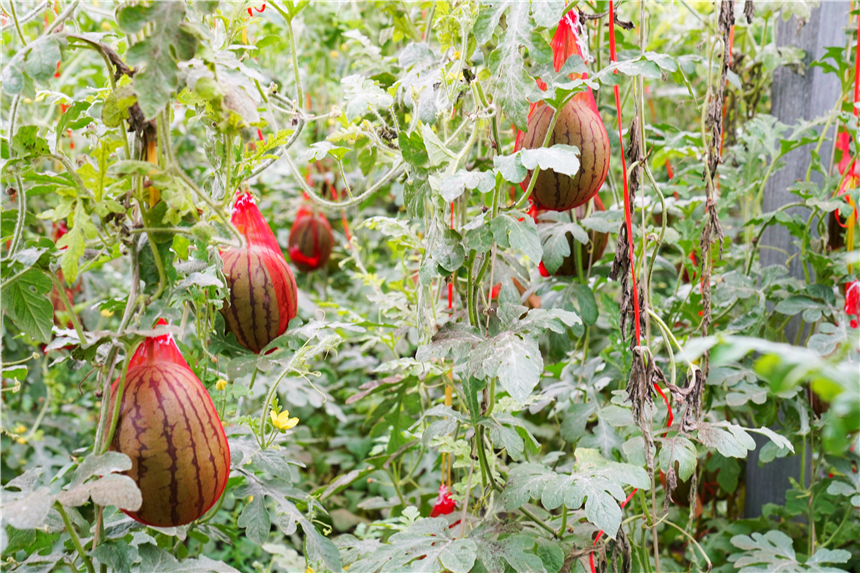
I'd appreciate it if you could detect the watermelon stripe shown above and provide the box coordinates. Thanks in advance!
[223,251,251,350]
[221,194,298,353]
[525,100,609,211]
[171,366,228,501]
[162,368,207,520]
[149,371,181,526]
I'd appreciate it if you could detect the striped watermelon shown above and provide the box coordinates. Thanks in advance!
[287,206,333,272]
[539,196,609,277]
[220,193,298,353]
[108,321,230,527]
[516,12,610,212]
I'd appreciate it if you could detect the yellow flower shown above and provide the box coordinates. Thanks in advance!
[16,437,28,445]
[100,308,114,317]
[305,567,315,573]
[216,379,228,391]
[13,424,27,434]
[270,409,299,430]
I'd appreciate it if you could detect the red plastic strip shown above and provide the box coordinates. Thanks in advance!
[589,8,673,572]
[589,489,637,572]
[837,13,860,223]
[608,1,641,347]
[449,202,454,309]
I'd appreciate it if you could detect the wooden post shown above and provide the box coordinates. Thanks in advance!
[745,2,849,518]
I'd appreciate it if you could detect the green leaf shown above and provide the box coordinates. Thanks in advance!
[1,57,26,95]
[2,268,54,343]
[431,169,495,202]
[569,283,598,326]
[117,2,199,119]
[490,212,542,262]
[657,436,697,482]
[416,322,482,363]
[398,130,429,168]
[102,86,137,128]
[300,515,343,573]
[93,539,139,573]
[341,74,394,121]
[422,124,456,166]
[501,449,649,538]
[56,204,93,284]
[695,422,755,458]
[729,530,849,573]
[57,100,94,135]
[302,141,349,162]
[520,144,580,177]
[23,37,62,82]
[538,221,587,274]
[775,295,825,316]
[431,228,466,273]
[579,418,622,459]
[707,453,740,494]
[469,332,541,404]
[11,125,50,157]
[348,517,476,573]
[479,1,539,131]
[237,495,272,545]
[510,306,581,334]
[560,402,598,443]
[530,1,564,28]
[494,152,527,184]
[137,544,241,573]
[474,533,545,573]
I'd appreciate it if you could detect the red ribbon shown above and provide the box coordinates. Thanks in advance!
[589,7,673,572]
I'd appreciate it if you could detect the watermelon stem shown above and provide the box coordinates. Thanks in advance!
[56,502,96,573]
[99,343,136,455]
[49,269,85,346]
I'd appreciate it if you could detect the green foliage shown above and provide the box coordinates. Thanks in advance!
[2,1,859,573]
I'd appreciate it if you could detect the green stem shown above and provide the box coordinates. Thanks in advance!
[284,150,404,210]
[223,133,233,201]
[466,250,478,327]
[145,231,167,301]
[127,226,235,245]
[385,468,407,507]
[743,201,807,274]
[477,425,557,537]
[286,18,303,110]
[100,345,136,454]
[5,95,25,260]
[171,167,243,246]
[49,270,86,345]
[513,105,562,210]
[56,503,96,573]
[558,505,568,537]
[475,81,501,156]
[8,0,25,43]
[485,378,496,416]
[647,308,695,373]
[663,520,711,571]
[820,507,852,548]
[248,367,260,391]
[648,310,677,390]
[643,163,667,301]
